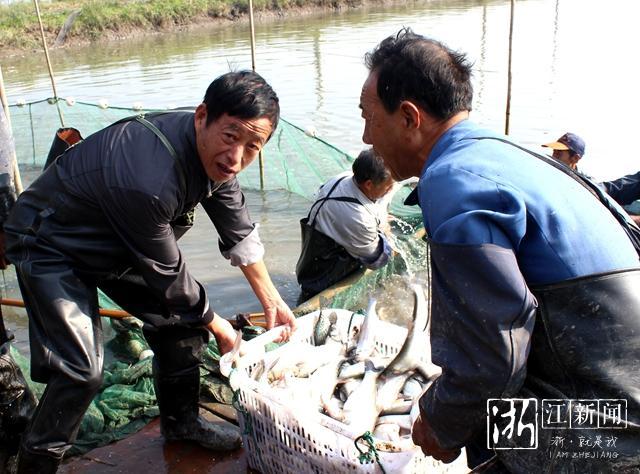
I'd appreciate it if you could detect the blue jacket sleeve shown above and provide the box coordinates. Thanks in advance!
[417,166,537,449]
[601,171,640,206]
[419,241,537,449]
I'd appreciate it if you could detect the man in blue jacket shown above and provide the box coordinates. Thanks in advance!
[360,28,640,472]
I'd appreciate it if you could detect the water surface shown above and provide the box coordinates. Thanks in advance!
[3,0,640,349]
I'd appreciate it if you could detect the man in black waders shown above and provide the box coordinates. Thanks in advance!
[360,29,640,472]
[4,70,297,473]
[0,107,37,473]
[296,148,394,299]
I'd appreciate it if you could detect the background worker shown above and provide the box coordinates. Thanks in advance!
[360,28,640,472]
[543,132,640,224]
[0,107,36,473]
[541,131,585,171]
[296,148,394,298]
[4,71,296,473]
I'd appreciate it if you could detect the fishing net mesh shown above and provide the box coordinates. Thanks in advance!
[5,98,425,455]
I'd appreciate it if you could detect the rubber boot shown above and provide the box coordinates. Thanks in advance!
[156,369,241,451]
[15,447,61,474]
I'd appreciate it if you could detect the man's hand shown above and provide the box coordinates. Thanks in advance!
[263,297,297,343]
[206,314,239,355]
[239,260,297,342]
[411,413,461,463]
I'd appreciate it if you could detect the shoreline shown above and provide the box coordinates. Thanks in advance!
[0,0,397,59]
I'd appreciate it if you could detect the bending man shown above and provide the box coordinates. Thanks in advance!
[5,71,296,473]
[296,148,394,298]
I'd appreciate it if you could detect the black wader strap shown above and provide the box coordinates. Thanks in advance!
[472,136,640,255]
[134,116,187,191]
[308,176,362,228]
[108,112,188,191]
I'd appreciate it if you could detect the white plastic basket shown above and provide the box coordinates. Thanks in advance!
[232,309,468,474]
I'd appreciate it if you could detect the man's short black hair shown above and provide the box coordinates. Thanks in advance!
[352,148,391,185]
[202,70,280,132]
[364,28,473,120]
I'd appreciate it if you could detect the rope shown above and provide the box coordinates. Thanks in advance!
[354,431,387,474]
[231,387,252,436]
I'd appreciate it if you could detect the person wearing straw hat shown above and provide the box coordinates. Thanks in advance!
[4,71,297,473]
[360,28,640,472]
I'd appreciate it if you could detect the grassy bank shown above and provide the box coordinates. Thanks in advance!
[0,0,367,52]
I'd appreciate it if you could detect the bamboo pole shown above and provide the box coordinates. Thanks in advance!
[247,0,265,190]
[248,0,257,72]
[0,297,270,327]
[33,0,65,127]
[504,0,515,135]
[0,297,130,319]
[0,66,24,194]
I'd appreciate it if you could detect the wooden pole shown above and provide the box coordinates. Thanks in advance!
[505,0,515,135]
[247,0,265,190]
[0,297,270,327]
[248,0,257,72]
[33,0,65,127]
[0,297,131,319]
[0,66,24,194]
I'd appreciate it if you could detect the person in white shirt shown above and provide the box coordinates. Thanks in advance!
[296,148,394,298]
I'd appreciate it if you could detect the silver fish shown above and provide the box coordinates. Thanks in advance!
[338,378,360,402]
[373,421,401,442]
[376,373,411,413]
[312,355,345,410]
[321,395,344,421]
[353,298,379,362]
[401,376,425,399]
[382,284,440,380]
[313,310,337,346]
[377,414,412,432]
[268,341,344,382]
[379,398,413,416]
[345,312,364,354]
[341,360,382,434]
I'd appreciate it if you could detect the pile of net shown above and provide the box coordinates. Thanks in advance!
[6,98,426,455]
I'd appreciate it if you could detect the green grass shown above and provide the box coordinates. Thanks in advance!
[0,0,365,51]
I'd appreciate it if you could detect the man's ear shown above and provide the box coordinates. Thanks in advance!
[195,103,207,124]
[360,179,374,198]
[399,101,421,129]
